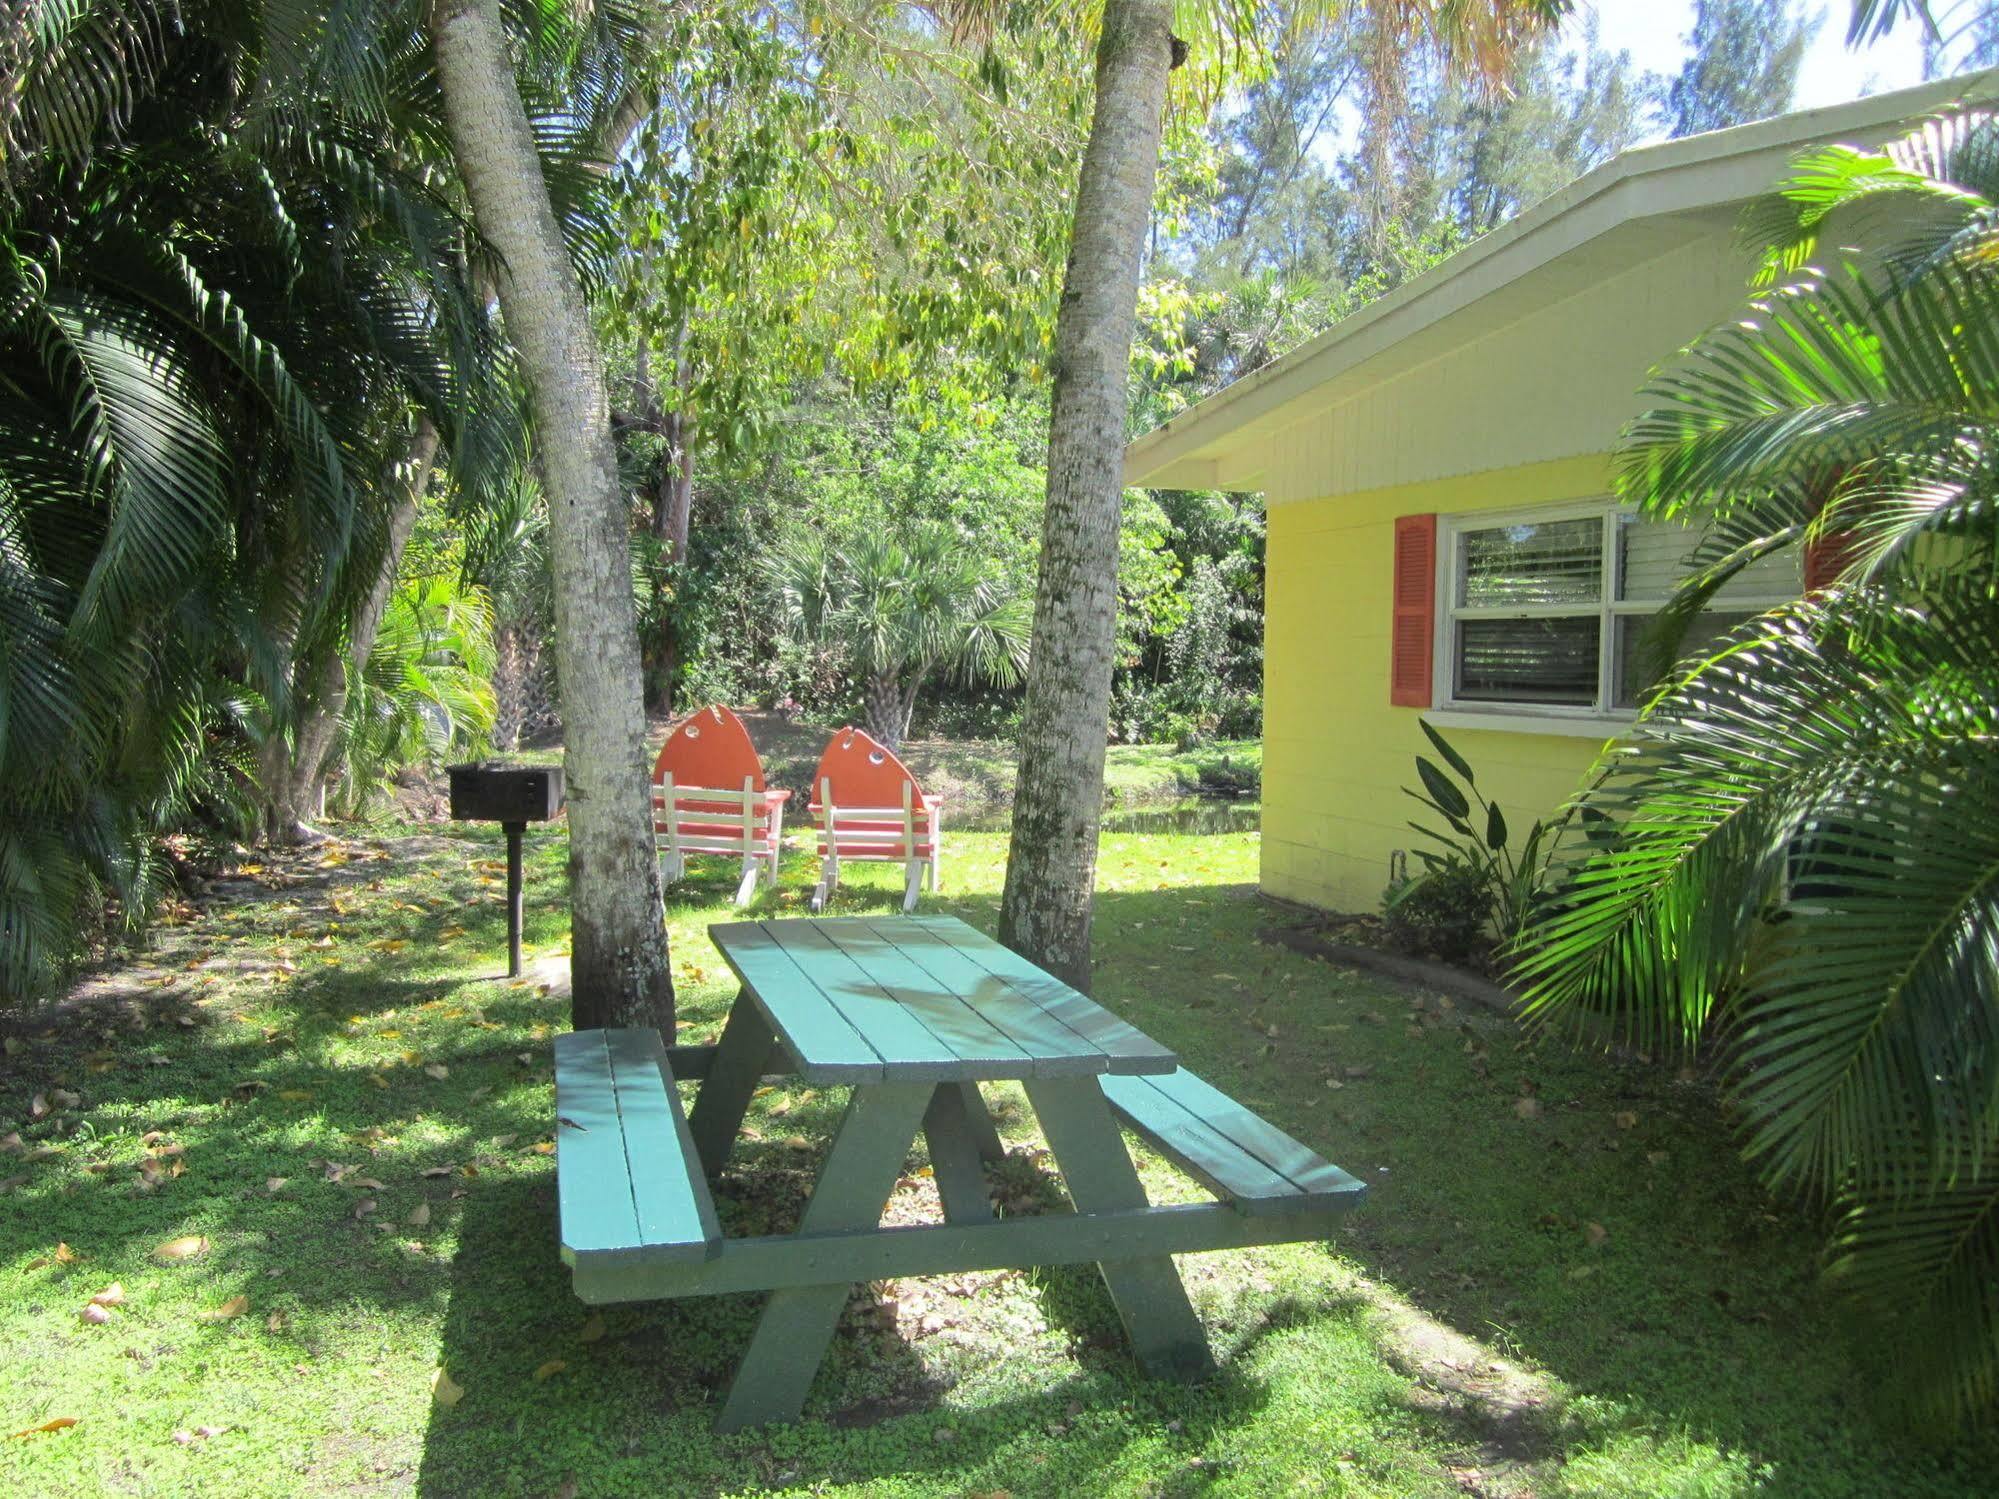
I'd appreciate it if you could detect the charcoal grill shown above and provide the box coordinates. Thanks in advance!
[446,762,566,977]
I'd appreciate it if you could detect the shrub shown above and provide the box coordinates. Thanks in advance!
[1382,857,1493,966]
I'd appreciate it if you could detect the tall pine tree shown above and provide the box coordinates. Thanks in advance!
[1667,0,1818,138]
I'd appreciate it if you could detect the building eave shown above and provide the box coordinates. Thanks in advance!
[1124,70,1999,492]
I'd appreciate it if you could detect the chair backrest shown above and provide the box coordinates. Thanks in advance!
[652,705,765,792]
[809,726,934,860]
[652,706,772,857]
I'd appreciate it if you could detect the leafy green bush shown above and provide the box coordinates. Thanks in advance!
[1382,857,1492,966]
[1402,720,1549,941]
[1513,111,1999,1432]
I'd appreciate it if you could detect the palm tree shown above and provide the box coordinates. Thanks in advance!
[773,526,1031,750]
[996,0,1570,990]
[0,0,503,1003]
[1511,107,1999,1430]
[427,0,674,1030]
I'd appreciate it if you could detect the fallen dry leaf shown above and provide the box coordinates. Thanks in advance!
[1513,1098,1542,1120]
[424,1063,448,1081]
[266,1177,288,1194]
[200,1294,250,1321]
[578,1313,605,1343]
[1585,1221,1609,1248]
[431,1368,465,1407]
[420,1165,453,1179]
[406,1201,431,1229]
[152,1235,210,1262]
[79,1304,111,1325]
[8,1418,77,1439]
[88,1284,125,1308]
[1613,1111,1638,1130]
[352,1198,377,1220]
[533,1359,567,1382]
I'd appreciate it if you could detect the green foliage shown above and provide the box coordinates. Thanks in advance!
[13,820,1999,1494]
[770,518,1029,750]
[1666,0,1816,139]
[1382,854,1493,966]
[1398,721,1551,945]
[329,578,497,818]
[1513,109,1999,1433]
[0,0,514,1004]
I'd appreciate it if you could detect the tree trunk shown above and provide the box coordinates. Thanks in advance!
[863,671,906,752]
[430,0,673,1033]
[286,417,442,826]
[634,336,694,716]
[998,0,1175,993]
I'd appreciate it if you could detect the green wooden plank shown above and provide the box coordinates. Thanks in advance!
[554,1031,640,1257]
[864,918,1107,1078]
[573,1197,1358,1303]
[805,919,1033,1076]
[905,916,1178,1074]
[686,998,777,1178]
[603,1028,721,1256]
[708,921,884,1082]
[1025,1077,1214,1381]
[715,1081,932,1432]
[1146,1067,1366,1200]
[1100,1072,1307,1216]
[757,920,961,1080]
[951,1081,1006,1163]
[922,1083,995,1222]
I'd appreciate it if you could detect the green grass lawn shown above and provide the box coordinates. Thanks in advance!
[511,716,1263,819]
[2,824,1991,1497]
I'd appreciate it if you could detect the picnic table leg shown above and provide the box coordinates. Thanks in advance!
[686,995,776,1179]
[949,1081,1005,1163]
[715,1082,931,1433]
[1024,1078,1216,1383]
[923,1084,995,1221]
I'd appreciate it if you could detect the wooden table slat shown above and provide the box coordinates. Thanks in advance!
[752,920,959,1079]
[603,1028,723,1252]
[1099,1072,1303,1209]
[553,1031,642,1255]
[801,920,1035,1076]
[859,918,1107,1077]
[707,921,885,1081]
[898,917,1178,1074]
[1145,1067,1368,1198]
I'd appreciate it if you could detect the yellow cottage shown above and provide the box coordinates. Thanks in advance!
[1124,73,1997,916]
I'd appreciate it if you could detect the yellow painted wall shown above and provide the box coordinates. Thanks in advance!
[1261,455,1617,912]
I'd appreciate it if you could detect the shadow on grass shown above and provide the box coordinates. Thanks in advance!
[17,826,1997,1497]
[412,1167,1331,1497]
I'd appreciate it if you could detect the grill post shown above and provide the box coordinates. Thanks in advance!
[446,762,564,980]
[505,820,525,978]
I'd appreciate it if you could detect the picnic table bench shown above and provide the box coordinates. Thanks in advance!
[552,915,1364,1432]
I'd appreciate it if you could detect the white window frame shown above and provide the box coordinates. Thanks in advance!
[1428,499,1798,735]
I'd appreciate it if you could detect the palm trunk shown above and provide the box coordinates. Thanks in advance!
[287,417,442,825]
[863,671,905,752]
[998,0,1176,992]
[430,0,673,1033]
[634,336,694,715]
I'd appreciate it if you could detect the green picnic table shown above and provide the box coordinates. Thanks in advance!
[552,914,1365,1432]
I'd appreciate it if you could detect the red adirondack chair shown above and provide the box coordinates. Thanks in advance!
[807,726,943,914]
[651,705,789,905]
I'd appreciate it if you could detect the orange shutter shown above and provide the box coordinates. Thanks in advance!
[1803,531,1856,591]
[1390,514,1438,707]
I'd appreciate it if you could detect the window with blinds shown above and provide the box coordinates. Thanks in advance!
[1437,504,1799,717]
